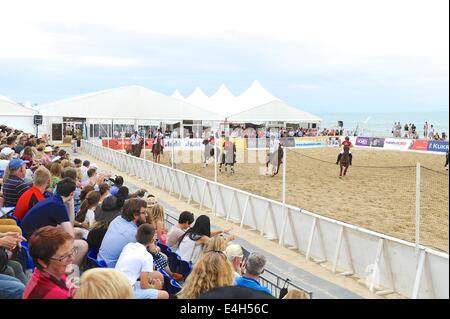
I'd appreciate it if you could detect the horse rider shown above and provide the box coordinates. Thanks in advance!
[130,130,141,157]
[336,136,353,165]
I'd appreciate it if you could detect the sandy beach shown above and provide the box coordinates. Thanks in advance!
[145,147,449,252]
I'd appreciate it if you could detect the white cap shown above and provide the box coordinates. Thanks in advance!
[225,244,243,260]
[0,147,15,156]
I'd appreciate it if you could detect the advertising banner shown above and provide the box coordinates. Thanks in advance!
[383,138,413,151]
[355,137,370,147]
[427,140,449,153]
[410,140,429,151]
[281,137,296,147]
[294,136,328,148]
[369,137,385,148]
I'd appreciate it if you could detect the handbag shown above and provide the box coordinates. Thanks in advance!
[279,278,290,299]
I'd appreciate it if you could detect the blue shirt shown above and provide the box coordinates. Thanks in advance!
[235,276,272,296]
[98,216,138,268]
[21,195,70,239]
[109,186,119,196]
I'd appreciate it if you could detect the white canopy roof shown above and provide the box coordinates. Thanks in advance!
[227,100,322,123]
[0,99,38,116]
[171,89,185,101]
[0,94,16,104]
[237,80,279,110]
[185,87,210,109]
[35,85,222,121]
[208,84,240,117]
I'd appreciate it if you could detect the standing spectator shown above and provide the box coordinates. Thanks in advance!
[423,121,429,138]
[166,211,195,250]
[130,131,140,157]
[74,268,133,299]
[2,158,31,207]
[14,166,51,221]
[20,178,88,266]
[235,252,271,295]
[115,224,169,299]
[98,198,147,268]
[23,226,77,299]
[428,125,435,140]
[177,250,234,299]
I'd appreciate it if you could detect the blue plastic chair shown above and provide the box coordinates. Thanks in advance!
[167,251,192,279]
[158,268,182,295]
[156,241,172,257]
[20,241,35,270]
[87,248,108,268]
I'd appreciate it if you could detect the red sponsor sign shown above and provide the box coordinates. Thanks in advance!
[411,139,429,151]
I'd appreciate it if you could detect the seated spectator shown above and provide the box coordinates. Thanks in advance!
[81,167,98,187]
[176,215,232,264]
[235,252,271,295]
[97,182,110,205]
[23,226,77,299]
[73,158,82,169]
[203,236,228,254]
[2,158,31,207]
[146,204,167,244]
[177,250,234,299]
[74,268,133,299]
[20,178,88,266]
[49,163,63,190]
[14,166,51,221]
[20,146,35,170]
[61,167,82,214]
[166,211,194,250]
[146,194,157,208]
[109,176,124,196]
[74,190,101,239]
[94,195,121,223]
[0,273,25,299]
[115,224,169,299]
[0,147,15,178]
[225,244,244,279]
[79,160,90,178]
[40,146,53,167]
[98,198,147,268]
[0,231,28,285]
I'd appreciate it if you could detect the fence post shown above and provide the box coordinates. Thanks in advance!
[415,163,420,259]
[279,145,287,246]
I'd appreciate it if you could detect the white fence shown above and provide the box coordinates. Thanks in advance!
[82,140,449,299]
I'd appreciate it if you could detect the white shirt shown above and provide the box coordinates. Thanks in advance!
[166,225,186,250]
[176,235,203,264]
[115,242,154,286]
[130,134,140,145]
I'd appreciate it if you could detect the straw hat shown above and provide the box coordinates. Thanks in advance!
[44,146,53,153]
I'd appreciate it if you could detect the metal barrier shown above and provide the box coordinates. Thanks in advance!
[82,140,449,298]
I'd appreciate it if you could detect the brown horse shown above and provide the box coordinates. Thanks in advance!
[152,137,164,163]
[266,145,284,177]
[339,145,350,177]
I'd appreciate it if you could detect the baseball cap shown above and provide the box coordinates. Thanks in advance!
[0,147,15,156]
[8,158,29,169]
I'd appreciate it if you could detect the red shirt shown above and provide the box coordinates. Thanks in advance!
[23,268,75,299]
[342,140,353,147]
[14,186,45,221]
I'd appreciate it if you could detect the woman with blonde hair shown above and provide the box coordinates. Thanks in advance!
[203,235,228,254]
[146,203,167,244]
[74,268,133,299]
[177,250,234,299]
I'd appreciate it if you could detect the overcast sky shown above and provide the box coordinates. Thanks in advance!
[0,0,448,113]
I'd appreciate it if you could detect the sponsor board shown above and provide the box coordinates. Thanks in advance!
[369,137,385,148]
[427,140,449,153]
[356,137,370,147]
[383,138,413,151]
[410,139,429,151]
[280,137,296,147]
[294,136,327,148]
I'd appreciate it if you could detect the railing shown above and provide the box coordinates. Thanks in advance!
[82,140,449,299]
[162,207,312,298]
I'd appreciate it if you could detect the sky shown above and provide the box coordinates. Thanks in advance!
[0,0,448,113]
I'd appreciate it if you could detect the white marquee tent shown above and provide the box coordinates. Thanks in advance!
[0,97,38,133]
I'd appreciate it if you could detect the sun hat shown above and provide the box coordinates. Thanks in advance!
[0,147,15,156]
[44,146,53,152]
[225,244,244,259]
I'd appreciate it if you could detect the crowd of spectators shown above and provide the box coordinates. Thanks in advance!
[1,123,307,300]
[391,122,447,140]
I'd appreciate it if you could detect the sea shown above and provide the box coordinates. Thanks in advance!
[315,111,449,138]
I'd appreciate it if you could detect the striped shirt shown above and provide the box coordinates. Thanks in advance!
[2,175,31,207]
